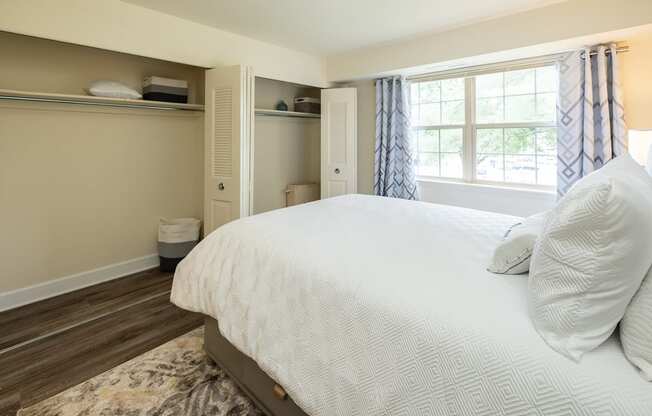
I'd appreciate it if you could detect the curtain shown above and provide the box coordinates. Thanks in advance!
[557,44,627,196]
[374,76,419,200]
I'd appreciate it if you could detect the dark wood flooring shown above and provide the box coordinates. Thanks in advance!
[0,268,203,416]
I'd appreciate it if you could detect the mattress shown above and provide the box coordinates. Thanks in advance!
[171,194,652,416]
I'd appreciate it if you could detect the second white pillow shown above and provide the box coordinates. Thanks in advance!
[488,211,547,275]
[88,80,142,100]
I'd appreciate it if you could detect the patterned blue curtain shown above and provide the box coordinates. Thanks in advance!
[557,44,627,196]
[374,76,419,200]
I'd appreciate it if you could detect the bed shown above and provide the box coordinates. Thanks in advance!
[171,194,652,416]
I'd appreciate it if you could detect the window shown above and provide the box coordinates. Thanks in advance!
[410,64,558,188]
[411,78,465,178]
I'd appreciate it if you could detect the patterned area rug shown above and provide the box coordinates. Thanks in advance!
[18,327,262,416]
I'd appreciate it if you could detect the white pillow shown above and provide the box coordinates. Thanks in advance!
[621,267,652,380]
[88,80,142,100]
[488,211,547,274]
[528,154,652,361]
[624,153,652,379]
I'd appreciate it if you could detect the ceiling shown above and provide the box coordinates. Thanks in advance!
[123,0,565,55]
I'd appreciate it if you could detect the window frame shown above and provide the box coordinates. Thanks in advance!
[409,62,558,192]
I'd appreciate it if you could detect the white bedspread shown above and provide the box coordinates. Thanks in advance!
[171,194,652,415]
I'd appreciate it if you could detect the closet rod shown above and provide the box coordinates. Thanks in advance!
[0,95,170,110]
[0,89,205,112]
[407,45,630,82]
[255,108,320,119]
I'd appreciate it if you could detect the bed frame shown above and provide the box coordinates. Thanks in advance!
[204,317,309,416]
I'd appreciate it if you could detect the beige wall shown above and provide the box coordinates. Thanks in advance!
[327,0,652,81]
[0,103,203,293]
[0,33,204,293]
[621,32,652,130]
[0,0,326,87]
[353,81,376,195]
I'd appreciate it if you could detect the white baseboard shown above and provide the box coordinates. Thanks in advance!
[0,254,160,312]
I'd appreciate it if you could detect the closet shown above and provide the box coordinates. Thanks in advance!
[253,77,321,214]
[204,65,357,234]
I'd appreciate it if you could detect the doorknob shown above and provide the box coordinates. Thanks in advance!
[334,168,341,174]
[218,182,225,190]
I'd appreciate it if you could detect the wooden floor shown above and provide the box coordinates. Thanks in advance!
[0,268,203,416]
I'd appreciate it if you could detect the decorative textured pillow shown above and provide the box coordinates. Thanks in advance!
[528,154,652,362]
[621,267,652,380]
[88,80,142,99]
[487,211,547,274]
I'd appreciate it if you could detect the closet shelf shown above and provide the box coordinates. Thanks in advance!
[0,88,205,112]
[255,108,320,119]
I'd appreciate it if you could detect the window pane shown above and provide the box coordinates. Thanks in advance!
[441,153,463,178]
[441,100,465,124]
[476,154,504,181]
[536,128,556,154]
[477,129,503,153]
[505,69,535,95]
[505,155,536,184]
[410,83,420,104]
[477,97,504,123]
[504,128,535,154]
[418,129,438,152]
[417,152,439,176]
[440,129,463,152]
[535,93,556,122]
[536,66,557,93]
[410,104,419,125]
[419,103,440,125]
[475,127,557,186]
[476,72,503,98]
[537,155,557,186]
[441,78,465,101]
[413,128,463,179]
[419,81,441,103]
[505,94,536,122]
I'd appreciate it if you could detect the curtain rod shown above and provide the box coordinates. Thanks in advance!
[407,45,630,82]
[583,45,629,57]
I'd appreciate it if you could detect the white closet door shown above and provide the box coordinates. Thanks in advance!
[321,88,357,199]
[204,65,254,235]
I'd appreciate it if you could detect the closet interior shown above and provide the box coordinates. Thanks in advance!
[252,77,322,214]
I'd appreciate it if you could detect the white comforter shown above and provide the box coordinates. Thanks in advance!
[171,194,652,416]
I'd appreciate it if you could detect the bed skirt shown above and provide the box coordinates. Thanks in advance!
[204,317,309,416]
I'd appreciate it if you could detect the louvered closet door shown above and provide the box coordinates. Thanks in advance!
[204,65,254,235]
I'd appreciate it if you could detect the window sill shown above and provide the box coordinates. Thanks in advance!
[416,177,556,196]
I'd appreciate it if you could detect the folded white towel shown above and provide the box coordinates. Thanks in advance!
[143,76,188,89]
